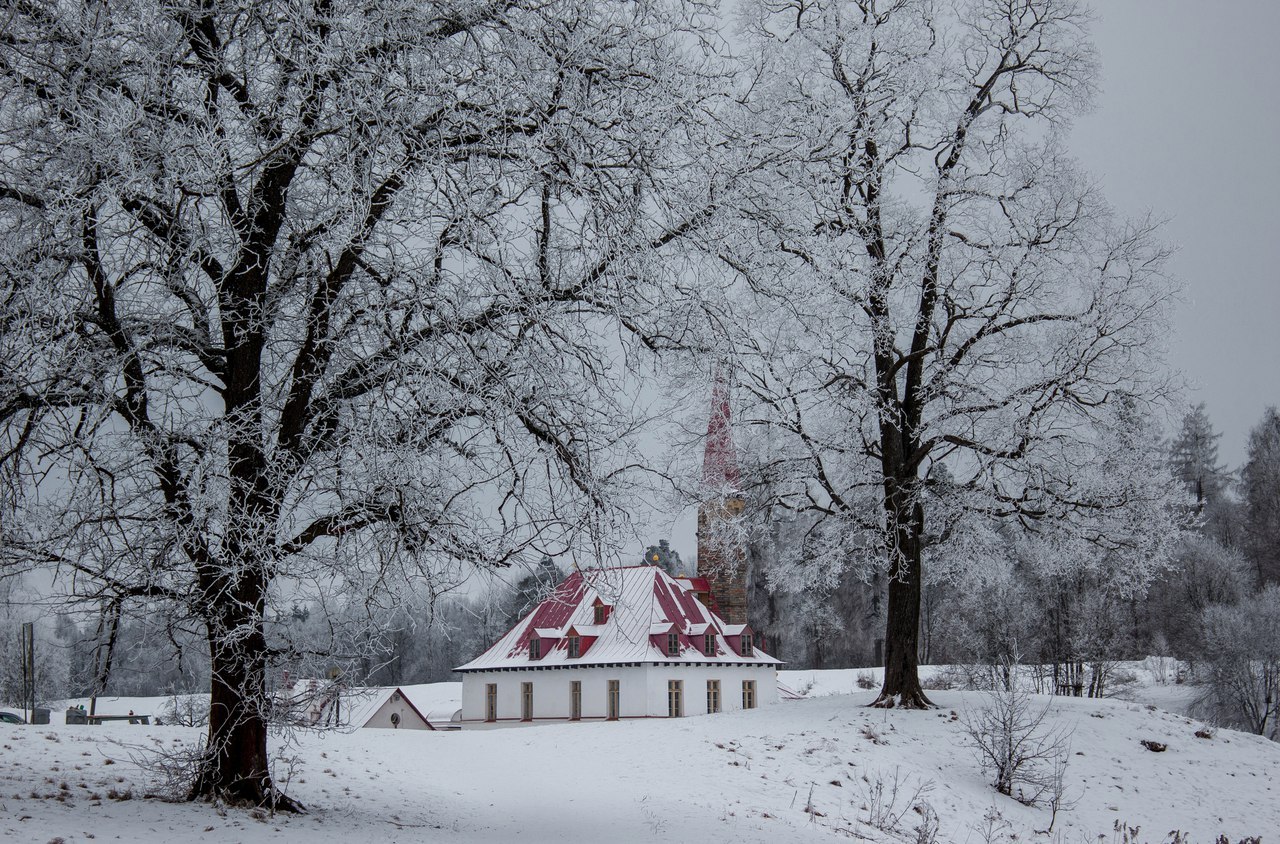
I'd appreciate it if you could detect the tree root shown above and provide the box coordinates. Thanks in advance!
[870,688,936,710]
[189,773,306,814]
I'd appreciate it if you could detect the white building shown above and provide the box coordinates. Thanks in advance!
[455,563,780,727]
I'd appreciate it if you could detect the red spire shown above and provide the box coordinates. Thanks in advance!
[702,368,740,491]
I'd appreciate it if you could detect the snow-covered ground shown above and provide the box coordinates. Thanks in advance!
[51,681,465,727]
[780,661,1204,715]
[3,677,1274,843]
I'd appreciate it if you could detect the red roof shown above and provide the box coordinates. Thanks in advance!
[455,565,779,672]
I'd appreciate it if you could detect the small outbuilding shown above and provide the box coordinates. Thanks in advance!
[283,680,450,730]
[345,687,435,730]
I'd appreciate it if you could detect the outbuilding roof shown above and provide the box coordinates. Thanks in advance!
[455,565,780,672]
[340,686,434,730]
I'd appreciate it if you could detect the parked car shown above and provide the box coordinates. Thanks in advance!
[0,711,26,724]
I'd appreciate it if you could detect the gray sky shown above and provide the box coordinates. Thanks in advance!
[1069,0,1280,467]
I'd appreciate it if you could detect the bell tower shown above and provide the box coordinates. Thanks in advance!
[696,370,749,624]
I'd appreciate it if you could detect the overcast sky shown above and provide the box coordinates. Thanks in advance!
[1069,0,1280,467]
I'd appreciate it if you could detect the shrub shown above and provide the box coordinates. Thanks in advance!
[156,694,209,728]
[961,681,1073,819]
[858,767,934,835]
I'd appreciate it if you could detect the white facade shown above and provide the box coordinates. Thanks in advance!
[459,663,778,727]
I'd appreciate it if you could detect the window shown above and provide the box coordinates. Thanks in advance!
[594,603,607,624]
[530,638,541,660]
[570,681,582,721]
[707,679,721,713]
[740,635,753,657]
[568,634,580,658]
[742,680,756,710]
[521,682,533,721]
[607,679,620,720]
[667,632,679,656]
[485,683,497,722]
[667,679,683,717]
[704,633,716,656]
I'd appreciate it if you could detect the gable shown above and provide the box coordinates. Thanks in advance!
[362,688,434,730]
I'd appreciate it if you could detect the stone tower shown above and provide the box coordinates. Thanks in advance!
[697,371,749,624]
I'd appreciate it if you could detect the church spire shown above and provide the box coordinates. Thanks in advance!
[702,367,740,492]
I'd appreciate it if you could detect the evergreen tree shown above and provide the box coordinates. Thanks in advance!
[1242,407,1280,585]
[1170,403,1230,507]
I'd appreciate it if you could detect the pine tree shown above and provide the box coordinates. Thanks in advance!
[1242,407,1280,585]
[1169,403,1229,507]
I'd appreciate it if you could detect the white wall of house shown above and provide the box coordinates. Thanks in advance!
[461,665,643,726]
[459,663,778,727]
[641,664,778,717]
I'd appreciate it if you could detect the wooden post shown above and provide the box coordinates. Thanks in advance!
[20,622,35,723]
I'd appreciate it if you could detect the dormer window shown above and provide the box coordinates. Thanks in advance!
[594,603,608,624]
[740,635,753,657]
[666,632,679,656]
[530,638,541,660]
[704,633,716,656]
[568,633,580,658]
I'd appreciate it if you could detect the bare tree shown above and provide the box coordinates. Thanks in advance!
[724,0,1182,707]
[1196,585,1280,740]
[0,0,722,807]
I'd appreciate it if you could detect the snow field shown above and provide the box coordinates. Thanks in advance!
[2,686,1277,843]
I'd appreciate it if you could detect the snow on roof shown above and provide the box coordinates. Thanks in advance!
[455,565,779,672]
[396,683,462,720]
[425,707,462,726]
[339,687,408,728]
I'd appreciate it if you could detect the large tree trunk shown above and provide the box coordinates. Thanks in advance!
[872,500,934,709]
[876,559,931,708]
[191,605,302,812]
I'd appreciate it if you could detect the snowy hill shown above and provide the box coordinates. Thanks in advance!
[2,686,1275,843]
